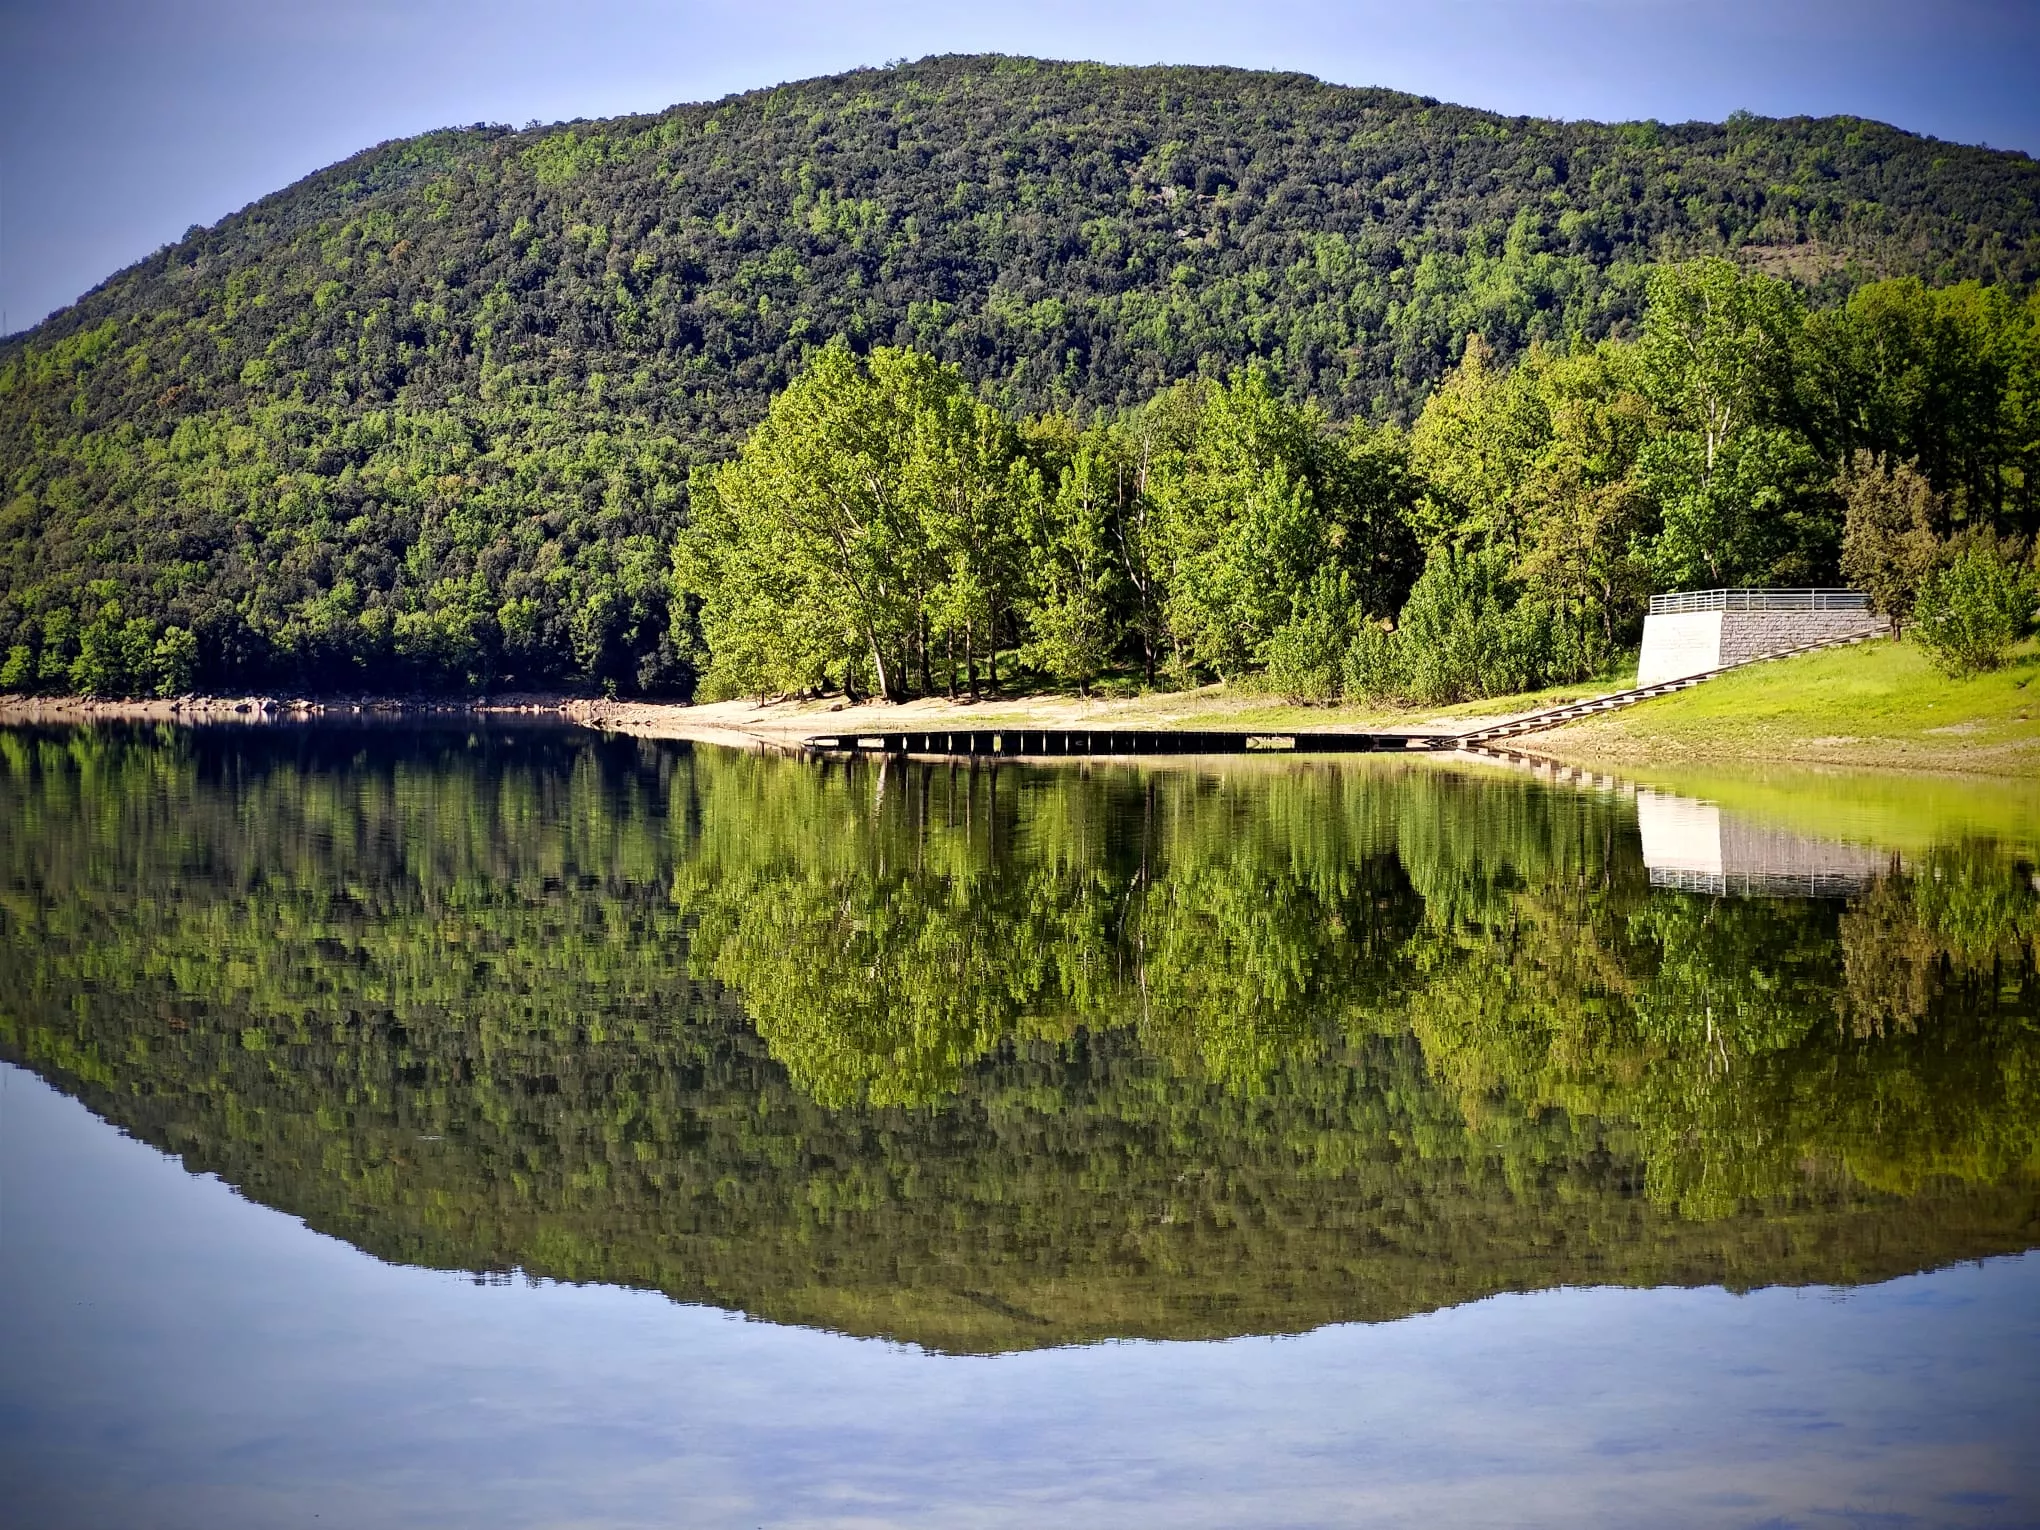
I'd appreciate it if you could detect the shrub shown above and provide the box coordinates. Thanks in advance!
[1911,536,2035,677]
[1391,547,1511,704]
[1338,547,1613,706]
[1342,621,1407,703]
[1261,571,1353,703]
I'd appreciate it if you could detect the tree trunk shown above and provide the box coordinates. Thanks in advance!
[869,636,893,703]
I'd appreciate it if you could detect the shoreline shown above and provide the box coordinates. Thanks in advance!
[0,686,1514,741]
[1,682,2030,778]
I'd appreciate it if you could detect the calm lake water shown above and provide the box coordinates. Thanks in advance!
[2,723,2038,1529]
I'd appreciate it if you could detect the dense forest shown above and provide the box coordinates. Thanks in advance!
[2,56,2038,697]
[3,727,2036,1349]
[684,270,2040,704]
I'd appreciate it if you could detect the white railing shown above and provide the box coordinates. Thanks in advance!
[1647,588,1868,616]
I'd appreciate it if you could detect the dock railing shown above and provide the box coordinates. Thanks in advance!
[1647,588,1868,616]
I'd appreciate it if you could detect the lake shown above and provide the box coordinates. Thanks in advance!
[2,723,2037,1529]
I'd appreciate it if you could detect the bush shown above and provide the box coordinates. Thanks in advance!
[1261,571,1353,703]
[1911,536,2035,677]
[1338,547,1612,706]
[1341,620,1407,703]
[1392,548,1510,704]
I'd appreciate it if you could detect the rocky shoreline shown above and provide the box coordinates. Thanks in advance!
[0,692,587,725]
[0,691,830,754]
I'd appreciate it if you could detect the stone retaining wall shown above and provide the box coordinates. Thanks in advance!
[1717,609,1886,666]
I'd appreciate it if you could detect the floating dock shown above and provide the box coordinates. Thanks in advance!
[801,728,1445,757]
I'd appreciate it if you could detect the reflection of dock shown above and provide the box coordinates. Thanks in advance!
[1635,790,1892,898]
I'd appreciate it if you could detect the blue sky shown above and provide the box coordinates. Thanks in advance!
[2,0,2036,333]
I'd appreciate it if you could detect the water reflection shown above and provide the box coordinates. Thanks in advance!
[1636,787,1893,897]
[0,725,2035,1353]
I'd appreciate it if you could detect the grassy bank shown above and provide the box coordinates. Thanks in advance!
[1536,636,2040,776]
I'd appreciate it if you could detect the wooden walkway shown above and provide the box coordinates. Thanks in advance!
[801,631,1882,760]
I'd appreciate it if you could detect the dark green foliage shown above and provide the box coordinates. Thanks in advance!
[4,57,2039,695]
[1838,450,1944,631]
[1343,545,1599,703]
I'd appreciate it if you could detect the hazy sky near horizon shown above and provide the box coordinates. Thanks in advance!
[2,0,2035,333]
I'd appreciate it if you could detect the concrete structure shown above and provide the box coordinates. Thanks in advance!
[1636,589,1883,686]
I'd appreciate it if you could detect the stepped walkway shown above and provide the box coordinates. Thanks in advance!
[1451,628,1881,746]
[801,630,1882,760]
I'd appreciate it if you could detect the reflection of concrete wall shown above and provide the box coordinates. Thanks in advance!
[1637,610,1883,685]
[1636,789,1891,897]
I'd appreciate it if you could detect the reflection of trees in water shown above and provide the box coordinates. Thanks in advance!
[681,750,2040,1214]
[1,728,2036,1350]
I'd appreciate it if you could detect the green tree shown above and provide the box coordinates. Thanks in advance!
[1638,259,1826,587]
[1801,278,2036,536]
[151,626,199,696]
[913,368,1036,697]
[1513,344,1656,652]
[1020,421,1125,694]
[683,341,929,700]
[1144,368,1411,682]
[1836,451,1944,635]
[1408,333,1550,554]
[1911,534,2036,675]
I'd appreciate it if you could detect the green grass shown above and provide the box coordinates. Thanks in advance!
[1538,636,2040,778]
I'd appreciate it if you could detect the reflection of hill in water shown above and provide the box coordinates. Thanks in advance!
[1,727,2036,1353]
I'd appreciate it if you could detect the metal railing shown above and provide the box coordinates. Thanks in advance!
[1647,588,1868,616]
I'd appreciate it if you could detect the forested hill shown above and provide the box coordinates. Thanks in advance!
[21,55,2040,418]
[4,54,2038,695]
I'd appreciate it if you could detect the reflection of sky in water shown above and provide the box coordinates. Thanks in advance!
[6,1063,2037,1529]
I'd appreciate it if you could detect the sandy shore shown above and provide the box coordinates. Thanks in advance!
[0,687,1509,748]
[555,690,1494,747]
